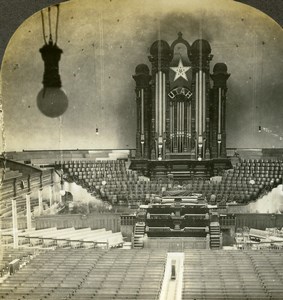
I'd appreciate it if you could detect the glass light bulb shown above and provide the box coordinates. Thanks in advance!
[37,87,68,118]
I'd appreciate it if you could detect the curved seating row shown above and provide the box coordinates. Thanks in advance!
[61,159,283,207]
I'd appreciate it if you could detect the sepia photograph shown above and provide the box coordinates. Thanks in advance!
[0,0,283,299]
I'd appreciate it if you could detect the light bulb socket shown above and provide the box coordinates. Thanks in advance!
[40,41,63,88]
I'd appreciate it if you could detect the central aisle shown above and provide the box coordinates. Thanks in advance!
[159,252,184,300]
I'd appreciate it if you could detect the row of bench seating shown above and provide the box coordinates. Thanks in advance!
[0,246,36,277]
[0,248,166,300]
[182,249,283,299]
[1,247,283,299]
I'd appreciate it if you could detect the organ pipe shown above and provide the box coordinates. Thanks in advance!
[181,102,182,152]
[170,104,173,151]
[155,73,158,140]
[218,88,221,135]
[141,89,144,135]
[218,87,222,157]
[170,105,173,135]
[183,102,185,134]
[199,70,202,135]
[163,73,166,135]
[195,72,199,137]
[174,101,177,152]
[159,71,162,138]
[188,102,191,138]
[202,71,206,134]
[177,102,180,151]
[141,89,144,157]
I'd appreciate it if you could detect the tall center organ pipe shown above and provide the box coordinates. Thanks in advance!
[159,71,162,138]
[199,70,203,135]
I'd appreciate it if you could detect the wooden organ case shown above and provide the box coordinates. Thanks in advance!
[131,33,231,181]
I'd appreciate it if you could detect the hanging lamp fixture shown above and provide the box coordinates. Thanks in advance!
[37,5,68,118]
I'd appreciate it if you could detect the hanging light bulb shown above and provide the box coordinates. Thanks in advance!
[96,127,99,135]
[37,5,68,118]
[258,125,262,133]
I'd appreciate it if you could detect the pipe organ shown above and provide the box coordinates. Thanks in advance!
[133,33,230,162]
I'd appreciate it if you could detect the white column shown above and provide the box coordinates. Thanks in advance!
[49,185,54,207]
[26,193,32,230]
[12,198,18,248]
[59,188,64,204]
[38,189,43,215]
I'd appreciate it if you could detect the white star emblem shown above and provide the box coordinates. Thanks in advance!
[170,59,191,81]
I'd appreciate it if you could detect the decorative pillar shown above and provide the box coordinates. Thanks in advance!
[210,63,230,158]
[26,193,32,230]
[189,39,212,159]
[148,40,173,160]
[133,64,152,159]
[11,198,18,248]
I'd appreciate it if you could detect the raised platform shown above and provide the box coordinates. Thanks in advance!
[143,237,208,250]
[130,158,232,182]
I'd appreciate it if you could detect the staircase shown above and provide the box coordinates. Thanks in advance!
[133,222,145,249]
[210,222,221,249]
